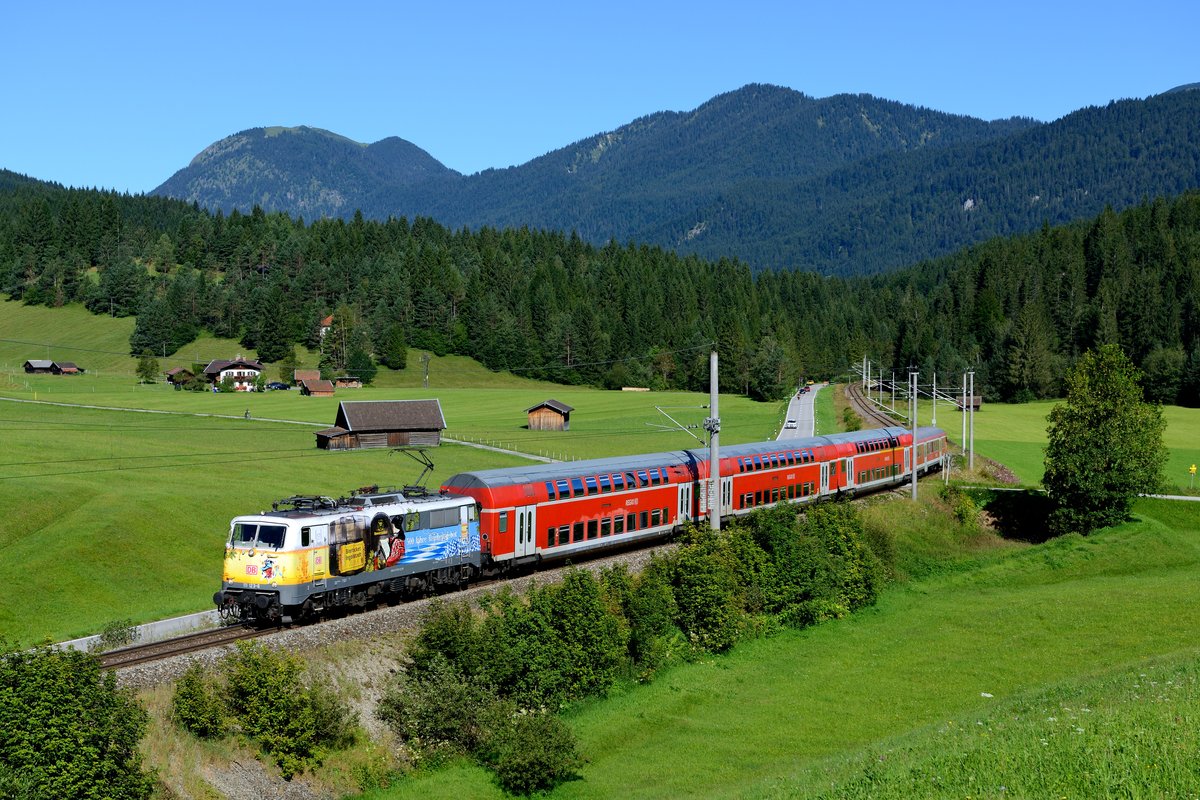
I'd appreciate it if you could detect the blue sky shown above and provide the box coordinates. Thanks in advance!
[4,0,1196,194]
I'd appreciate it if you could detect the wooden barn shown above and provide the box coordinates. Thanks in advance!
[333,376,363,389]
[315,399,446,450]
[526,399,574,431]
[24,360,83,375]
[294,369,321,384]
[165,366,195,385]
[300,379,336,397]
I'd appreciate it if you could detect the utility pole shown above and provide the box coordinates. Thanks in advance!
[968,370,976,472]
[891,370,896,413]
[910,370,919,500]
[705,349,721,531]
[961,373,968,459]
[932,371,937,426]
[421,353,431,389]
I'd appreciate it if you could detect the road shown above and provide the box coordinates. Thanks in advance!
[777,383,824,440]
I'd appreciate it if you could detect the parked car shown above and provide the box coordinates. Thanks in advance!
[266,381,290,390]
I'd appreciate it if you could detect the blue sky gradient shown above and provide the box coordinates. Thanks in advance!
[4,0,1196,193]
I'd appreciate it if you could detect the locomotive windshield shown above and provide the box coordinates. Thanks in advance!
[229,522,287,549]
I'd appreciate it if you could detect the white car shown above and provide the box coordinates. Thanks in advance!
[784,419,797,429]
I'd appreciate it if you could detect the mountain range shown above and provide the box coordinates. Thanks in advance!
[153,83,1200,275]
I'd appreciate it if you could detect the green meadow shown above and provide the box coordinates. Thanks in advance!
[362,497,1200,799]
[0,301,788,645]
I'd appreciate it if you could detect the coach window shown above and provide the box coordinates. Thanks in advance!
[301,527,311,547]
[556,479,570,498]
[545,481,556,500]
[499,513,509,534]
[639,511,649,529]
[614,515,625,534]
[650,509,661,526]
[612,474,626,491]
[573,522,584,542]
[571,477,584,495]
[558,525,570,545]
[624,472,637,488]
[586,477,599,495]
[587,520,598,539]
[636,470,649,486]
[601,517,611,537]
[546,527,557,546]
[599,475,612,493]
[626,513,637,531]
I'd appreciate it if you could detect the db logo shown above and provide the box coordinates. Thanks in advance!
[245,565,258,576]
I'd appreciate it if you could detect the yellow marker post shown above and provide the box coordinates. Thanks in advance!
[1190,464,1197,490]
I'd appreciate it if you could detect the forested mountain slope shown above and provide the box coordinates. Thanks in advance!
[5,171,1200,405]
[149,85,1200,275]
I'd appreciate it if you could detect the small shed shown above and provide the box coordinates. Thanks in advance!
[526,399,574,431]
[954,395,983,411]
[165,366,195,385]
[300,379,336,397]
[333,376,363,389]
[52,361,81,375]
[294,369,321,384]
[315,399,446,450]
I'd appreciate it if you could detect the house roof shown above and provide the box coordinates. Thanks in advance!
[55,361,79,370]
[165,366,193,376]
[24,360,53,369]
[525,399,574,415]
[204,358,263,376]
[333,400,446,432]
[302,379,336,393]
[315,426,349,438]
[294,369,321,381]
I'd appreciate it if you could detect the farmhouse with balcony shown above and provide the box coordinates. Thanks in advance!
[315,399,446,450]
[202,357,262,391]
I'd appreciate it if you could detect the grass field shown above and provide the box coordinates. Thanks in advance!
[0,301,791,646]
[359,496,1200,799]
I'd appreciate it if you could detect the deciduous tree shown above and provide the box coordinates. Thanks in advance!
[1043,345,1167,535]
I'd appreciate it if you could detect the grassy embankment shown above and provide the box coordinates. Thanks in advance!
[359,495,1200,799]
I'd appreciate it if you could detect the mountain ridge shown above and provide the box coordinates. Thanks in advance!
[149,83,1200,274]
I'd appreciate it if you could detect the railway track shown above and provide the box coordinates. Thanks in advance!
[99,625,273,670]
[845,381,906,428]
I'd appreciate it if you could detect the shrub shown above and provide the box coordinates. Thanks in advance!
[483,711,583,796]
[171,663,226,739]
[220,642,357,779]
[0,644,155,799]
[377,654,500,760]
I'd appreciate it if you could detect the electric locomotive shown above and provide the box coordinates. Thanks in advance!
[214,486,479,624]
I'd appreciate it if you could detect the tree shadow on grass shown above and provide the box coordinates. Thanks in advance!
[983,490,1056,544]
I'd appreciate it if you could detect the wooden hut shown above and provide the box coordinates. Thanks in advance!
[526,399,574,431]
[300,379,336,397]
[315,399,446,450]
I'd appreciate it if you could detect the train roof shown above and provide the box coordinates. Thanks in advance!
[442,426,945,491]
[240,486,464,520]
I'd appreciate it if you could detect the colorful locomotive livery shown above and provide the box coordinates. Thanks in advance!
[215,425,946,624]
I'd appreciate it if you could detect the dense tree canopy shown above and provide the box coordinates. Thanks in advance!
[1043,345,1168,535]
[3,172,1200,405]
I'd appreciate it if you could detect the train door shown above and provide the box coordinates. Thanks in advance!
[843,458,854,490]
[677,483,694,523]
[514,505,536,558]
[308,524,328,587]
[820,461,831,494]
[721,476,733,517]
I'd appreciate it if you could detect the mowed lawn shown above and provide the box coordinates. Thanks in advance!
[364,498,1200,799]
